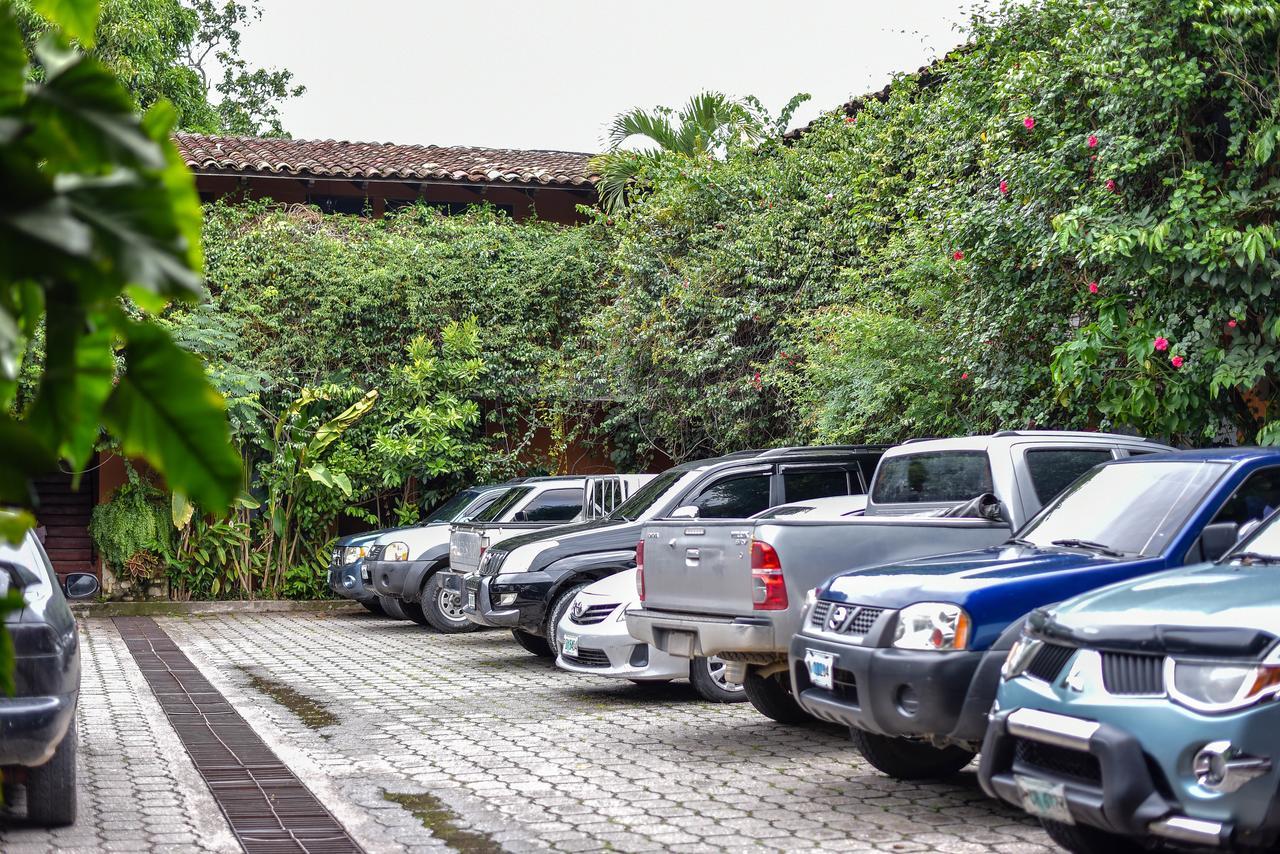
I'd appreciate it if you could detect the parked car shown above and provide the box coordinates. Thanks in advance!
[366,475,619,631]
[556,495,869,701]
[327,481,522,613]
[980,506,1280,854]
[791,447,1280,781]
[0,530,99,826]
[444,445,889,658]
[629,432,1163,724]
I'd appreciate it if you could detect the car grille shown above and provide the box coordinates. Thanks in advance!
[366,544,384,561]
[1027,642,1076,683]
[331,547,343,566]
[1014,738,1102,786]
[1101,652,1165,696]
[570,603,617,625]
[832,667,859,705]
[571,647,610,668]
[811,600,884,636]
[479,550,507,576]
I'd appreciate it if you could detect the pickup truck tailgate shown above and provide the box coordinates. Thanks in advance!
[641,521,759,616]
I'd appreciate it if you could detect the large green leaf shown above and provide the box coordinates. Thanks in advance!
[141,101,203,276]
[102,322,241,512]
[307,389,378,459]
[31,0,101,48]
[24,304,115,467]
[0,417,57,506]
[0,5,26,113]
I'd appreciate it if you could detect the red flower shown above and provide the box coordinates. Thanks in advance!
[1105,179,1117,192]
[1153,336,1169,352]
[1088,282,1099,294]
[1087,134,1099,148]
[961,372,970,380]
[844,116,856,124]
[1228,319,1238,329]
[998,180,1009,195]
[1171,355,1184,369]
[953,250,964,261]
[780,351,788,359]
[1023,116,1036,130]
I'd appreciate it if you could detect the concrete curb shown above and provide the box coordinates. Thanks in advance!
[72,599,364,617]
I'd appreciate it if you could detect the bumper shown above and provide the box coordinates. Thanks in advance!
[451,572,523,628]
[368,559,434,603]
[625,608,774,659]
[556,610,687,681]
[789,632,1000,746]
[0,691,77,767]
[328,561,377,602]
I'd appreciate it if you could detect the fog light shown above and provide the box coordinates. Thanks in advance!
[1194,741,1271,793]
[896,685,920,717]
[341,577,355,590]
[495,592,517,607]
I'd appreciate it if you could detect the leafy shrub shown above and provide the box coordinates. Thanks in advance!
[90,476,172,579]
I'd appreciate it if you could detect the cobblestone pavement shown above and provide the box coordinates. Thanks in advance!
[3,612,1057,852]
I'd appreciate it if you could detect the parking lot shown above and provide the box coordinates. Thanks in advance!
[1,610,1055,853]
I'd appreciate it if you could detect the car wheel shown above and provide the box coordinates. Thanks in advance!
[360,599,385,616]
[849,728,975,779]
[26,723,77,827]
[421,573,479,634]
[401,600,430,626]
[742,668,811,724]
[543,584,588,658]
[1039,820,1145,854]
[378,594,408,620]
[511,629,553,657]
[689,656,747,703]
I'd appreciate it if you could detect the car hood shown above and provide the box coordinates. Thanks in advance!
[1043,562,1280,637]
[580,568,638,602]
[491,518,620,553]
[822,544,1124,609]
[337,528,399,548]
[375,522,453,548]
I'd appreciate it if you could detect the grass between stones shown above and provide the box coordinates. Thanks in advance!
[238,667,339,730]
[383,790,504,852]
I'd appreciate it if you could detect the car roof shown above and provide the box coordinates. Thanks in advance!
[669,444,891,474]
[1102,446,1280,464]
[885,431,1160,456]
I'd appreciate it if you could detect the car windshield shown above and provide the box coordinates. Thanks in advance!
[871,451,993,504]
[422,489,482,523]
[608,470,690,522]
[1017,461,1227,556]
[472,486,532,523]
[1228,513,1280,562]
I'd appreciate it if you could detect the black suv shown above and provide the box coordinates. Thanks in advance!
[0,531,99,826]
[445,446,888,657]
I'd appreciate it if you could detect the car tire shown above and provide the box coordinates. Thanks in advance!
[360,599,385,616]
[378,594,408,620]
[421,573,479,634]
[543,583,589,658]
[511,629,553,657]
[1039,820,1144,854]
[26,723,77,827]
[689,656,747,703]
[849,728,975,779]
[401,600,430,626]
[742,668,811,724]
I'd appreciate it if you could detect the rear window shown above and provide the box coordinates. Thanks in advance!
[783,469,851,503]
[472,486,532,522]
[516,487,583,522]
[1025,449,1114,505]
[872,451,993,504]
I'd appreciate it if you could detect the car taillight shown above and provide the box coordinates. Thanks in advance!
[636,540,645,601]
[751,540,786,610]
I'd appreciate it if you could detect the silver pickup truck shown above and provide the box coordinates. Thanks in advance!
[626,431,1166,723]
[450,475,654,576]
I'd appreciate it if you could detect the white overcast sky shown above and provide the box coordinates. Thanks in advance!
[239,1,989,153]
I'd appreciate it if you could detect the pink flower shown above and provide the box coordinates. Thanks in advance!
[1228,319,1238,329]
[961,372,970,380]
[1153,336,1169,352]
[1088,281,1099,294]
[953,250,964,261]
[1087,134,1099,148]
[1023,116,1036,130]
[1171,355,1184,369]
[1106,179,1117,192]
[844,116,856,124]
[998,180,1009,195]
[824,192,835,200]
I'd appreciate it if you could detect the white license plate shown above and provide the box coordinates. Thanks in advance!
[805,649,835,691]
[1016,775,1073,824]
[562,635,579,657]
[466,590,476,609]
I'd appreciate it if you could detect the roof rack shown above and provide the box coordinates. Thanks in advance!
[902,437,942,444]
[755,444,890,458]
[989,429,1149,441]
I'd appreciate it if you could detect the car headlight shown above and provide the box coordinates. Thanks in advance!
[1002,633,1043,680]
[385,542,410,562]
[1169,656,1280,714]
[342,546,366,565]
[892,602,971,651]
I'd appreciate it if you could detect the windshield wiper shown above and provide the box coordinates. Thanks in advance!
[1051,538,1125,558]
[1226,551,1280,565]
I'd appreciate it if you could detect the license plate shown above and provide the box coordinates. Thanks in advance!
[562,635,579,657]
[805,649,835,691]
[1016,775,1073,824]
[466,590,476,609]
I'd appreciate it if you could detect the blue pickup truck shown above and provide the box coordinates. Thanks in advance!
[789,448,1280,780]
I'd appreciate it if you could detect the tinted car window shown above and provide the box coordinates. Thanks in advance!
[1019,461,1227,556]
[473,486,532,522]
[872,452,993,504]
[423,489,482,523]
[783,470,850,503]
[610,470,688,521]
[691,475,771,518]
[1025,449,1114,504]
[1212,468,1280,527]
[518,488,584,522]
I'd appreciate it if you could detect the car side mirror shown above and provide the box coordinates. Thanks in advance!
[63,572,100,600]
[513,511,529,522]
[670,505,701,520]
[1200,522,1240,562]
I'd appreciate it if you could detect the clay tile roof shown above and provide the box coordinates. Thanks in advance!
[173,132,600,188]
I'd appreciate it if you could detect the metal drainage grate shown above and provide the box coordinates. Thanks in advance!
[114,617,363,854]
